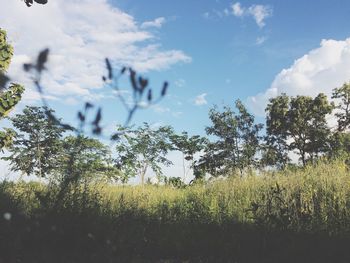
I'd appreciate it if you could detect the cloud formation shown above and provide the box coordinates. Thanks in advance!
[194,93,208,106]
[247,38,350,116]
[141,17,166,29]
[230,2,273,28]
[256,36,267,45]
[0,0,191,103]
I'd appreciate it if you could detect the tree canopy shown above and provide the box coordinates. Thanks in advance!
[198,100,263,176]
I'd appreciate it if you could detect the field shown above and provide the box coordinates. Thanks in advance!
[1,159,350,262]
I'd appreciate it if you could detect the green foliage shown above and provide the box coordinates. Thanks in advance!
[328,131,350,159]
[199,99,263,176]
[0,28,25,151]
[265,93,334,166]
[3,106,67,177]
[0,29,24,118]
[332,82,350,132]
[0,29,13,72]
[0,84,25,119]
[170,131,208,180]
[0,128,16,151]
[57,135,120,182]
[114,123,174,184]
[263,93,290,168]
[0,160,350,262]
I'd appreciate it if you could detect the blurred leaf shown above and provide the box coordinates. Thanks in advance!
[92,108,102,125]
[129,69,137,91]
[85,102,94,110]
[78,112,85,122]
[37,48,49,72]
[0,74,10,91]
[34,0,48,4]
[139,77,148,90]
[147,89,152,102]
[161,82,168,97]
[23,63,34,72]
[105,58,113,80]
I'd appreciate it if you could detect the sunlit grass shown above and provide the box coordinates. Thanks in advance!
[1,159,350,262]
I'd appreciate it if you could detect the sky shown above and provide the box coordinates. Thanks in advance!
[1,0,350,181]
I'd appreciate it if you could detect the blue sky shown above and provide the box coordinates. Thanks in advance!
[1,0,350,179]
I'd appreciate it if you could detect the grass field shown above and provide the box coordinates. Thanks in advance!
[1,159,350,262]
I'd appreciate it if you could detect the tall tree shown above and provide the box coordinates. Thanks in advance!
[263,94,290,169]
[0,28,25,151]
[170,131,208,181]
[265,93,334,167]
[114,123,174,185]
[57,135,120,183]
[332,82,350,132]
[3,106,67,177]
[199,100,263,176]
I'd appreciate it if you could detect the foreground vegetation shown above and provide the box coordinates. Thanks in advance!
[0,159,350,262]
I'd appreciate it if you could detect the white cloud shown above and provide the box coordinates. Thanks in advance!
[230,2,272,28]
[141,17,166,29]
[194,93,208,106]
[256,36,267,45]
[1,0,191,103]
[232,2,244,17]
[248,5,272,28]
[247,38,350,116]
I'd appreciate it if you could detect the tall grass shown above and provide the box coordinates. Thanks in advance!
[0,159,350,262]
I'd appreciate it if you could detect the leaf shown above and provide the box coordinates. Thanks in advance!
[78,112,85,122]
[139,77,148,90]
[129,69,138,91]
[161,82,168,97]
[37,48,49,72]
[105,58,113,79]
[93,126,102,135]
[85,102,94,111]
[147,89,152,102]
[23,63,33,72]
[24,0,33,7]
[34,0,48,4]
[92,107,102,125]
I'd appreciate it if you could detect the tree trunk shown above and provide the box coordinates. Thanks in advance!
[140,163,148,186]
[182,153,186,182]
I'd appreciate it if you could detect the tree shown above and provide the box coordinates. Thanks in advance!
[3,106,67,177]
[263,94,290,169]
[265,93,334,167]
[56,135,120,183]
[114,123,174,185]
[332,82,350,132]
[327,132,350,159]
[0,28,25,151]
[170,132,208,182]
[199,100,263,176]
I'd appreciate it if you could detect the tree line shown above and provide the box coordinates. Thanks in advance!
[1,83,349,185]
